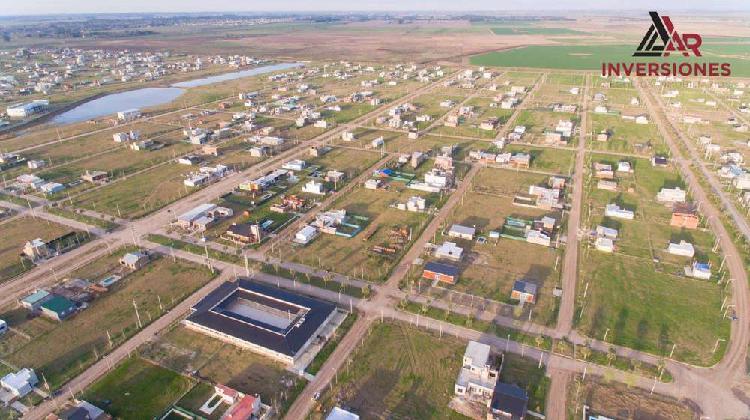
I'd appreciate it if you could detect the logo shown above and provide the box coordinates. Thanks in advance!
[601,11,730,77]
[633,12,702,57]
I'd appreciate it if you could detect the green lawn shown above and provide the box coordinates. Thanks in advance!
[84,356,194,419]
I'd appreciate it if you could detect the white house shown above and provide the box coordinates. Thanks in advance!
[117,108,141,121]
[302,180,326,195]
[656,187,687,203]
[294,225,318,245]
[435,241,464,261]
[605,203,634,220]
[1,368,38,399]
[448,224,475,240]
[454,341,498,403]
[667,240,695,257]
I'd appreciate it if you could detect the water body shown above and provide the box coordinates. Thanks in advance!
[52,62,302,124]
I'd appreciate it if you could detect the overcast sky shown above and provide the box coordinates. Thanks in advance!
[1,0,748,16]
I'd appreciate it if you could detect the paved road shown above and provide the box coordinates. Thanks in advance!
[556,74,589,336]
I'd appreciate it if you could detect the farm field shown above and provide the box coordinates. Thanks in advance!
[470,45,750,77]
[0,250,215,389]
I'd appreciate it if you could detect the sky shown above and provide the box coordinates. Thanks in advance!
[0,0,748,16]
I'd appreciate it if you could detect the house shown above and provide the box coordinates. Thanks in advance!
[282,159,306,172]
[686,261,712,280]
[668,241,695,257]
[0,320,6,336]
[448,224,476,240]
[671,204,699,229]
[225,223,263,244]
[434,241,464,261]
[422,261,459,284]
[327,406,360,420]
[406,196,426,212]
[656,187,686,203]
[224,394,261,420]
[58,400,110,420]
[40,295,77,321]
[604,204,634,220]
[364,179,381,190]
[596,131,609,142]
[0,368,38,399]
[117,108,141,121]
[488,383,529,420]
[326,170,346,184]
[511,280,537,304]
[22,238,51,261]
[178,155,202,166]
[651,155,669,167]
[526,230,551,247]
[302,180,326,195]
[120,251,149,270]
[597,180,617,191]
[617,161,632,173]
[81,170,109,184]
[454,341,498,403]
[20,290,52,312]
[595,237,615,253]
[294,225,318,245]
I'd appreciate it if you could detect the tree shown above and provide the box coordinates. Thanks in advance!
[606,346,617,366]
[579,345,591,362]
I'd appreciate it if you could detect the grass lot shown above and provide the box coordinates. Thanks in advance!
[566,375,697,420]
[0,250,215,389]
[311,322,469,420]
[140,325,305,415]
[505,144,576,175]
[0,216,80,283]
[470,45,750,77]
[277,185,435,282]
[429,173,562,325]
[577,250,729,366]
[83,356,195,419]
[72,162,197,219]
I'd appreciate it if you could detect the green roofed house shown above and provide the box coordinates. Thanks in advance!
[20,289,52,312]
[40,295,77,321]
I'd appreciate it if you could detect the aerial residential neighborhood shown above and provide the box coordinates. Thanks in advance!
[0,3,749,420]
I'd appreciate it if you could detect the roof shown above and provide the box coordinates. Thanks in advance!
[121,251,147,265]
[177,203,217,223]
[22,289,50,305]
[326,407,360,420]
[424,261,459,277]
[490,383,529,418]
[224,394,257,420]
[41,295,75,314]
[449,224,476,236]
[465,341,491,366]
[185,279,336,358]
[513,280,538,295]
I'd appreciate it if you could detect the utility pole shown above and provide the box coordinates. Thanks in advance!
[132,299,142,329]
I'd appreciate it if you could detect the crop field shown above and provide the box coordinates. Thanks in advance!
[0,250,214,389]
[276,185,435,282]
[0,216,81,283]
[310,322,468,420]
[470,45,750,77]
[140,325,305,414]
[578,155,729,365]
[83,356,195,419]
[71,162,199,219]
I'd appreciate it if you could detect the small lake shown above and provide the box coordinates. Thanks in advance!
[52,62,302,125]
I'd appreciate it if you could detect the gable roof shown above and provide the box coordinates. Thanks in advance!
[424,261,459,277]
